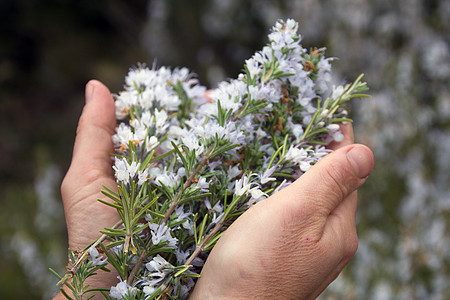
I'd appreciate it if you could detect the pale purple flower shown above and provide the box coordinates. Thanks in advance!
[110,279,135,299]
[146,254,171,273]
[149,223,178,248]
[88,246,107,266]
[204,199,223,213]
[227,165,241,179]
[143,286,157,297]
[273,179,292,194]
[175,248,190,265]
[195,176,209,192]
[260,165,277,184]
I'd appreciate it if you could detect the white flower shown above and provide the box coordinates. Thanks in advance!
[245,57,261,78]
[168,125,188,140]
[313,145,332,160]
[146,135,159,152]
[255,127,267,139]
[285,146,313,172]
[326,123,344,142]
[175,204,194,234]
[137,89,154,109]
[249,187,267,204]
[234,175,253,197]
[154,171,180,188]
[273,179,292,194]
[115,91,137,120]
[159,92,180,111]
[143,255,171,295]
[331,85,345,99]
[112,123,134,147]
[316,57,334,93]
[274,18,299,34]
[181,134,204,155]
[113,158,128,182]
[138,168,149,185]
[139,111,152,127]
[184,80,207,99]
[112,158,141,184]
[300,161,312,172]
[286,118,304,142]
[175,248,190,265]
[125,67,153,89]
[128,161,140,176]
[154,109,169,135]
[234,174,265,202]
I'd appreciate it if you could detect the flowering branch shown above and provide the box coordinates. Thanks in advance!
[53,19,370,299]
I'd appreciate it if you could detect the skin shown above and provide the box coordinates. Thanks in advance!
[55,80,374,299]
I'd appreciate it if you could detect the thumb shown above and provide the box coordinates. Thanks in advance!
[67,80,116,183]
[281,144,374,217]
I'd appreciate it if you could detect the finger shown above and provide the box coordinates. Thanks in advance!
[69,80,116,180]
[324,191,358,253]
[328,123,354,151]
[283,144,374,219]
[310,193,359,300]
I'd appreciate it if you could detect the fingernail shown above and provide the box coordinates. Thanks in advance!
[85,81,95,103]
[347,146,373,178]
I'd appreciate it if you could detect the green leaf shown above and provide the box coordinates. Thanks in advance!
[179,192,212,204]
[223,193,246,220]
[131,197,158,224]
[198,213,209,243]
[174,265,191,277]
[171,141,190,173]
[97,198,122,210]
[204,231,225,251]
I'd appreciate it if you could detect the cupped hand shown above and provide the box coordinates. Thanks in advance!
[57,80,374,299]
[190,124,374,299]
[58,80,120,296]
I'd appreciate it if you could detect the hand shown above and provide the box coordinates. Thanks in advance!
[190,125,374,299]
[55,80,120,298]
[56,80,374,299]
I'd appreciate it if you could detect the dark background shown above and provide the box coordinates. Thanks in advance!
[1,0,448,298]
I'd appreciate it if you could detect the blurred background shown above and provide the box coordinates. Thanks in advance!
[1,0,448,299]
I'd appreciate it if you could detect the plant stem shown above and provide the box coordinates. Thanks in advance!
[127,147,213,285]
[185,219,224,266]
[57,219,123,287]
[163,147,213,221]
